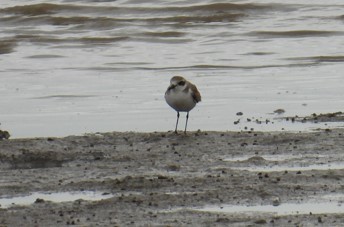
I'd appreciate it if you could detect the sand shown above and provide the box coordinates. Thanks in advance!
[0,125,344,226]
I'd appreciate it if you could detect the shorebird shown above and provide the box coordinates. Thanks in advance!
[165,76,201,134]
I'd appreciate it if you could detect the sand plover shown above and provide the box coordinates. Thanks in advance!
[165,76,201,133]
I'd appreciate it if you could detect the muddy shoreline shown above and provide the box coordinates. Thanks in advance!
[0,128,344,226]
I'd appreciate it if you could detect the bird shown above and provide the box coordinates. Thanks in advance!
[165,76,201,134]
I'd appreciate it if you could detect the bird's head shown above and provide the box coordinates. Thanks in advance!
[168,76,187,91]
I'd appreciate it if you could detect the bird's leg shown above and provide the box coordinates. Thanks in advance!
[184,112,189,134]
[174,111,180,134]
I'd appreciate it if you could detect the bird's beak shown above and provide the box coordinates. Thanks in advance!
[168,84,176,91]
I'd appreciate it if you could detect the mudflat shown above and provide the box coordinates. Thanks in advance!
[0,128,343,226]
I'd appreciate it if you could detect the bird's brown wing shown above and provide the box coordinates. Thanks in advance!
[190,83,201,103]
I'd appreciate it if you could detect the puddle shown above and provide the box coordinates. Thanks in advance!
[195,202,343,215]
[194,195,344,215]
[224,154,344,172]
[0,191,113,208]
[224,154,327,162]
[230,162,344,172]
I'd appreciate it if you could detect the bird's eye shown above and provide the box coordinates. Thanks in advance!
[178,81,185,86]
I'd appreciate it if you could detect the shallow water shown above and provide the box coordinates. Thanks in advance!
[195,194,344,215]
[0,191,113,208]
[1,0,344,138]
[165,194,344,216]
[231,162,344,172]
[225,153,344,172]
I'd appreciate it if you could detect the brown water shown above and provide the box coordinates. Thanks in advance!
[1,1,344,138]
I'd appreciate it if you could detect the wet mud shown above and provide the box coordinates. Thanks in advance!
[0,127,343,226]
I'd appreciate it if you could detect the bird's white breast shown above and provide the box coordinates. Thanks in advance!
[165,89,196,112]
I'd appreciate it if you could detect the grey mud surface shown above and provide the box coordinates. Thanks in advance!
[0,128,344,226]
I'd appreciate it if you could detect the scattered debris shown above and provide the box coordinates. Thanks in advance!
[274,109,285,114]
[0,130,10,140]
[281,111,344,123]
